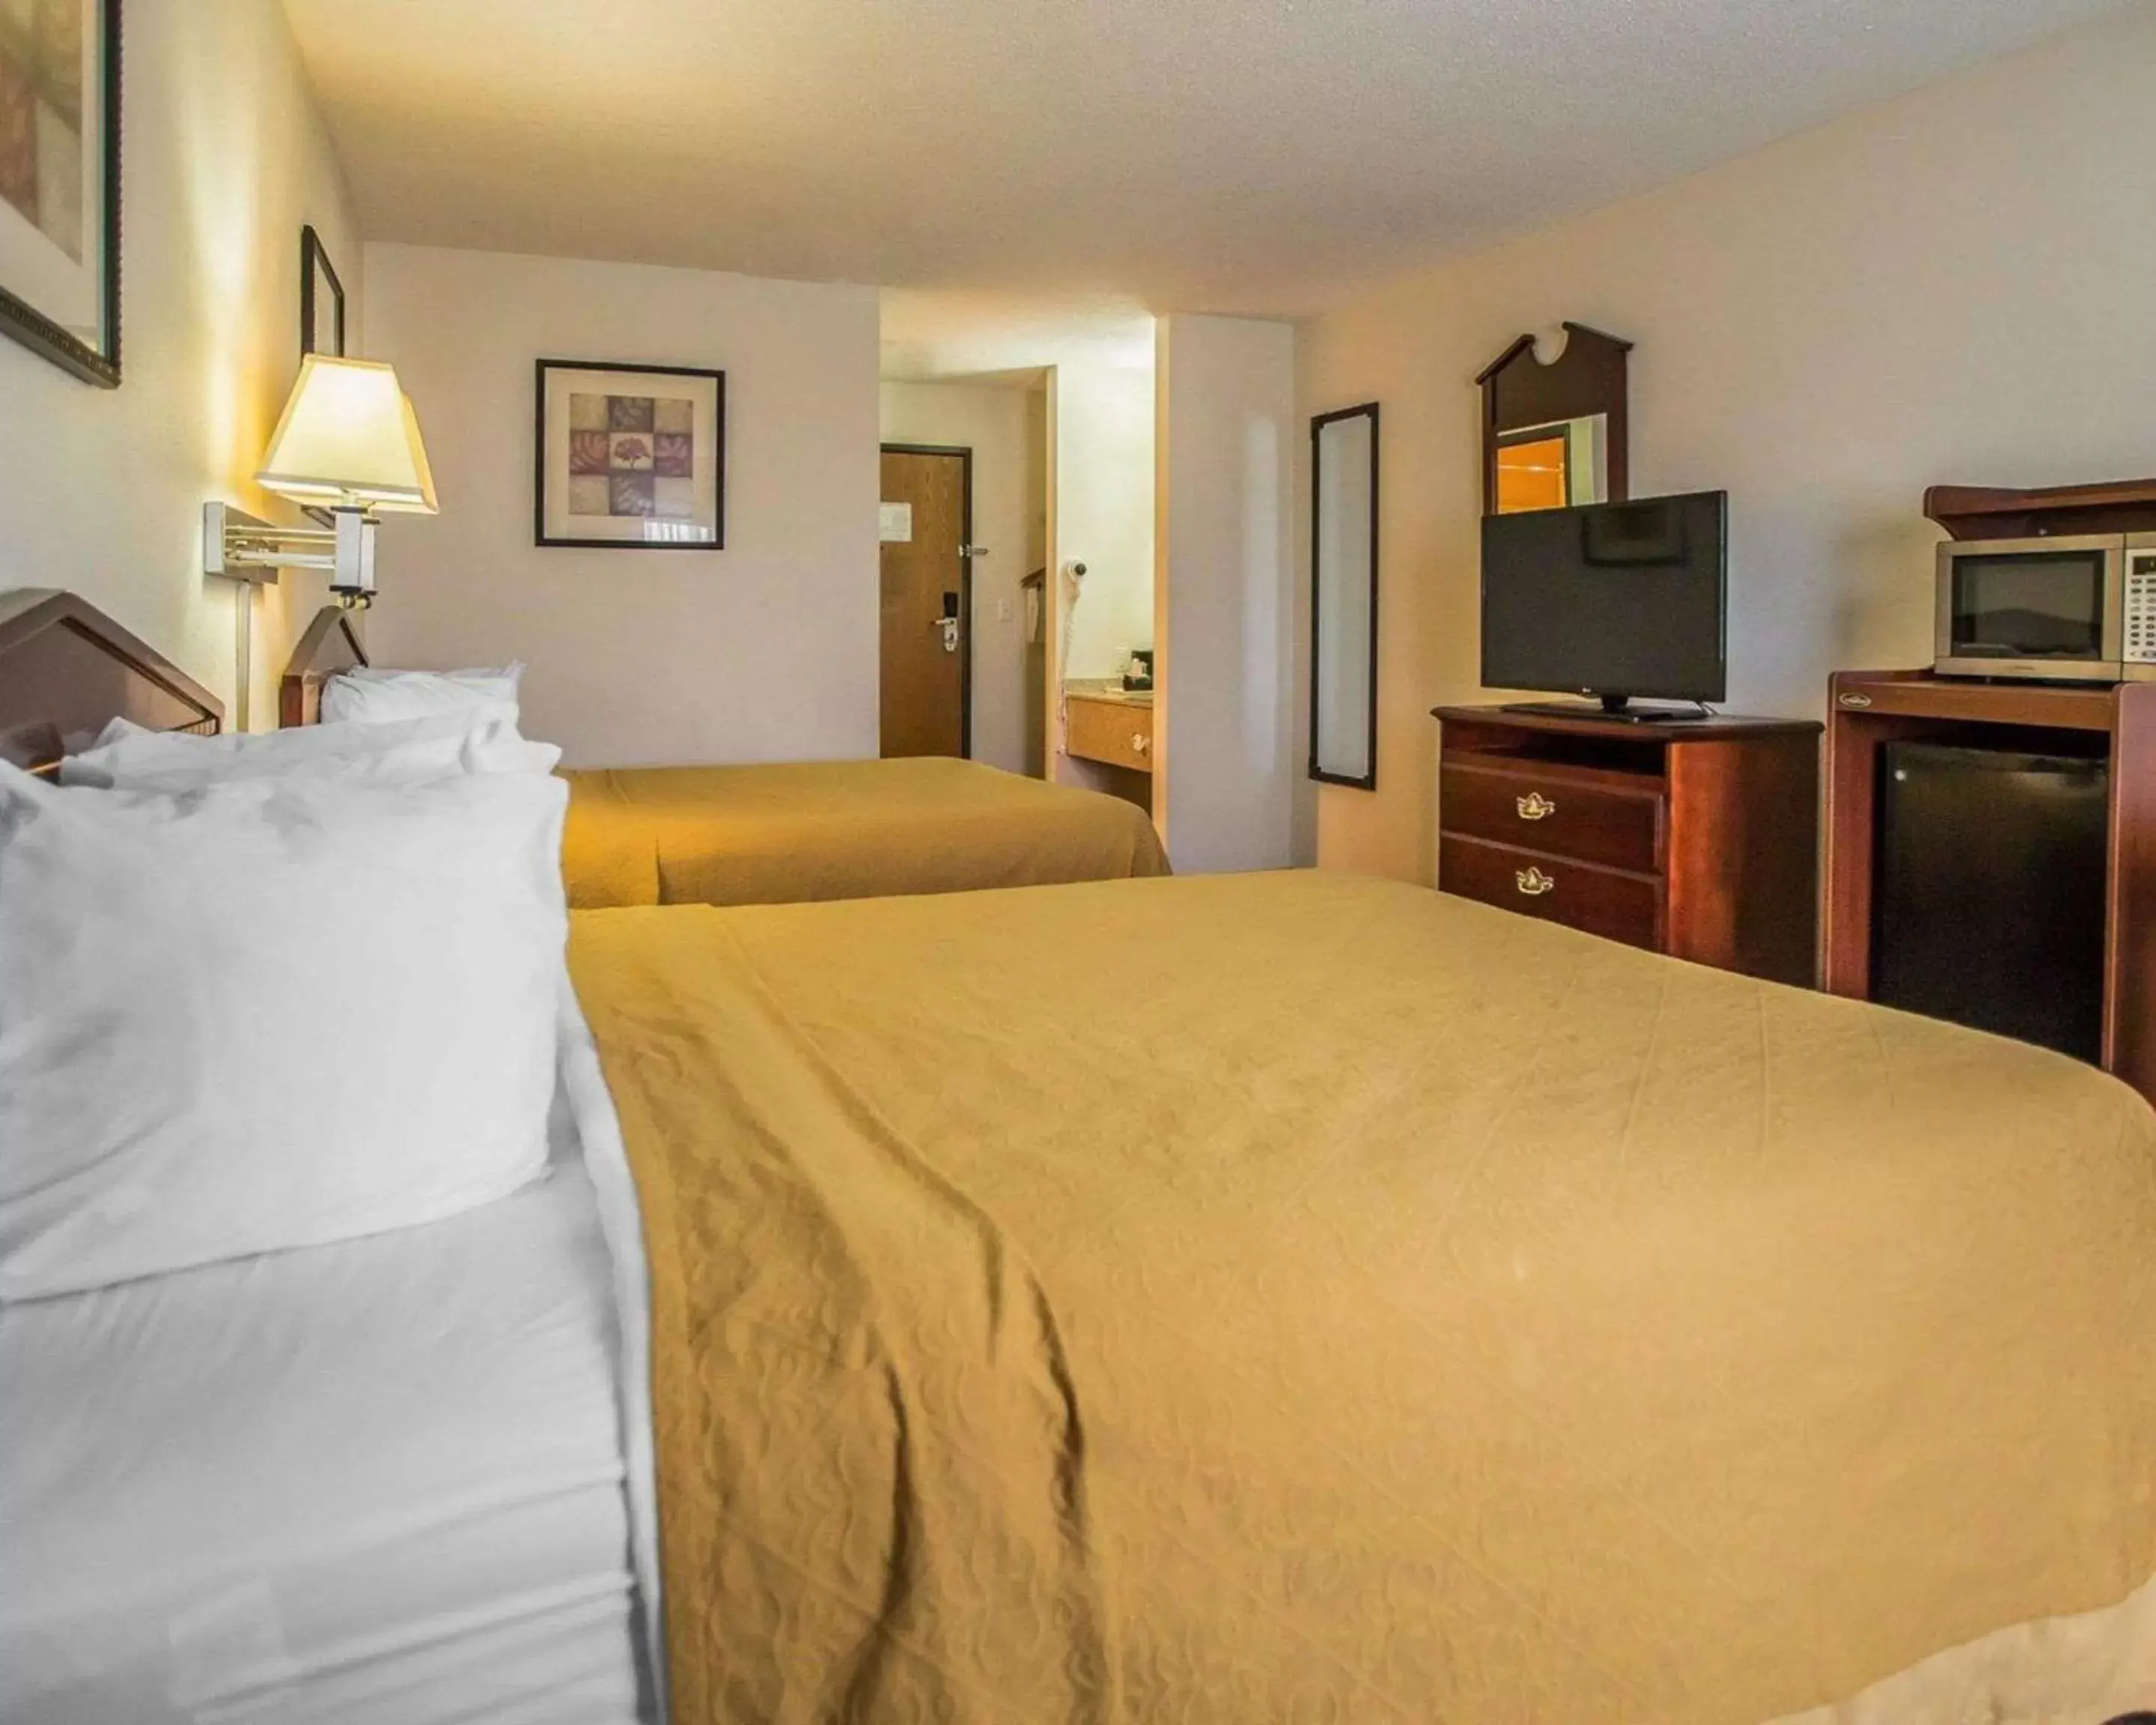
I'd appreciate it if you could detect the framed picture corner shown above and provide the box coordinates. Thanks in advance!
[0,0,124,389]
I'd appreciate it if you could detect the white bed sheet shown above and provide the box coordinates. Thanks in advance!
[0,1037,661,1725]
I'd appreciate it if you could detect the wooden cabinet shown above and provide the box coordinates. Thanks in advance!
[1440,755,1664,874]
[1433,706,1822,986]
[1440,831,1666,949]
[1065,693,1154,774]
[1824,670,2156,1107]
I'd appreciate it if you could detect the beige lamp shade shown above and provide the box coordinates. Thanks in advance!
[256,356,439,514]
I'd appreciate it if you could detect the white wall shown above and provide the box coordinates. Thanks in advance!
[0,0,361,730]
[365,243,880,767]
[1156,314,1298,873]
[1300,4,2156,883]
[878,380,1033,773]
[1052,359,1155,684]
[1024,390,1048,571]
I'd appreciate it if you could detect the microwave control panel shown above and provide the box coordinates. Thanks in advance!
[2130,553,2156,666]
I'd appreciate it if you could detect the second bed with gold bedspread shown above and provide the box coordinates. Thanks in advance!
[560,755,1168,908]
[569,869,2156,1725]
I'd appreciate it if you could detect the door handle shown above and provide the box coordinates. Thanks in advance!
[959,544,991,559]
[932,616,960,654]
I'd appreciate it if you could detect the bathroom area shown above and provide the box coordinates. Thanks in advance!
[883,292,1303,874]
[1044,353,1157,816]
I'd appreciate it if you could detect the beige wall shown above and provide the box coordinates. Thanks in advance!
[1300,4,2156,883]
[878,380,1034,773]
[365,243,880,767]
[1155,314,1300,873]
[1053,359,1156,684]
[1024,390,1048,573]
[0,0,361,730]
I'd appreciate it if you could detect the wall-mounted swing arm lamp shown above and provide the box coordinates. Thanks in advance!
[203,355,438,609]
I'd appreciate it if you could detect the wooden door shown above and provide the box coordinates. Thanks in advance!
[880,445,970,758]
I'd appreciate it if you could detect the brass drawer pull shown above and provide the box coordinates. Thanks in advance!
[1515,791,1556,821]
[1514,867,1556,897]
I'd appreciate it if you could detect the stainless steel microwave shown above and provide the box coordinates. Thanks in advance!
[1935,532,2156,682]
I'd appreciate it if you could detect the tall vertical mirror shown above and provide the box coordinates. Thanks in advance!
[1311,402,1380,790]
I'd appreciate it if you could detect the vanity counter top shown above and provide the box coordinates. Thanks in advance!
[1065,686,1154,709]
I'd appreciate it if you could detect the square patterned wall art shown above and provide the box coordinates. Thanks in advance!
[536,359,726,549]
[0,0,120,385]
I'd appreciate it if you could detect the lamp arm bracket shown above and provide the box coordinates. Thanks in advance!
[202,501,376,599]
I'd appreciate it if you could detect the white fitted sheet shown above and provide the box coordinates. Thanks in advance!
[0,1077,657,1725]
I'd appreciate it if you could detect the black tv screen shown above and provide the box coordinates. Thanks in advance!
[1481,492,1729,705]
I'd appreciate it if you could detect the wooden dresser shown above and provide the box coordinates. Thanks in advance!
[1432,706,1822,986]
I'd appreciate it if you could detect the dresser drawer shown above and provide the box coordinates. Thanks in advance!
[1440,760,1663,872]
[1066,697,1154,773]
[1440,835,1663,952]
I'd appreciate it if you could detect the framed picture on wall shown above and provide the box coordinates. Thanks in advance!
[297,227,347,526]
[300,225,345,357]
[535,358,725,550]
[0,0,121,387]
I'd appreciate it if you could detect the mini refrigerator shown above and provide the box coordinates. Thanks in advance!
[1872,741,2109,1063]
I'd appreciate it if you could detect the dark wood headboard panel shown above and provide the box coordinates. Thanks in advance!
[0,588,223,773]
[279,605,368,727]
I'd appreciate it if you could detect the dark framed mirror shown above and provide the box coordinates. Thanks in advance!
[1478,323,1631,517]
[1310,401,1380,790]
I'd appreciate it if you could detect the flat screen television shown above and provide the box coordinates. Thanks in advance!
[1481,491,1728,717]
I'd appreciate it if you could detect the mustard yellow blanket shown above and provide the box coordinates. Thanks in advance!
[560,757,1166,908]
[567,871,2156,1724]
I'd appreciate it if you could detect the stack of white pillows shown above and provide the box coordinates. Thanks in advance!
[0,664,571,1303]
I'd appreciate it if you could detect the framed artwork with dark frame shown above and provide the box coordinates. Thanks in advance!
[296,226,347,527]
[535,358,725,550]
[300,225,344,358]
[0,0,121,387]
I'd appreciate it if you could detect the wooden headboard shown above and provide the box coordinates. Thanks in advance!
[279,605,368,727]
[0,588,224,773]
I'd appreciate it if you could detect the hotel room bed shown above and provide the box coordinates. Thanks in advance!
[280,606,1169,907]
[570,870,2156,1725]
[558,754,1167,907]
[14,591,2156,1724]
[13,877,2156,1722]
[0,1119,657,1725]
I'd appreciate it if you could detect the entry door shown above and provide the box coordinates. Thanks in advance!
[880,445,970,758]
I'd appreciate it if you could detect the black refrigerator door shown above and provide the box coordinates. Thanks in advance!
[1872,742,2109,1062]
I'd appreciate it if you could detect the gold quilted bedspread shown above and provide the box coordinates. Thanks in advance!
[559,758,1167,909]
[566,870,2156,1724]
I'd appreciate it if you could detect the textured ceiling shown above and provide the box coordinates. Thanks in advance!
[877,290,1155,383]
[285,0,2130,320]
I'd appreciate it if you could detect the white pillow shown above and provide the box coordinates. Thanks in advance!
[60,714,560,788]
[0,763,569,1300]
[323,664,525,728]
